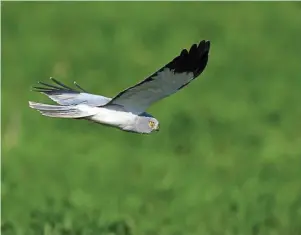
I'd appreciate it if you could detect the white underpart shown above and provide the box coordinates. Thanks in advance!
[77,104,137,129]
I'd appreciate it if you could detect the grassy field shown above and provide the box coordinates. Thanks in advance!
[2,2,301,235]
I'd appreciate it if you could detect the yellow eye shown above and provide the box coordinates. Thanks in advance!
[148,121,155,129]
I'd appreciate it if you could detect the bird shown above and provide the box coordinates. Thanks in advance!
[29,40,210,134]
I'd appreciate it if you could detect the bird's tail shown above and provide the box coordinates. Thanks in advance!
[28,101,94,118]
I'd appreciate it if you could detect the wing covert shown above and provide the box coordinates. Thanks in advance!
[104,40,210,114]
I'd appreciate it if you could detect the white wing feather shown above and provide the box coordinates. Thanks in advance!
[32,77,111,106]
[45,93,111,106]
[28,101,99,118]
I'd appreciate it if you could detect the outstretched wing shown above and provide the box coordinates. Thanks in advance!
[32,77,111,106]
[104,40,210,114]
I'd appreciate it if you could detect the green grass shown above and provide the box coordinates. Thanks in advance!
[2,2,301,235]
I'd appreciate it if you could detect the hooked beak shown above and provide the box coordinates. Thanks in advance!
[155,124,160,132]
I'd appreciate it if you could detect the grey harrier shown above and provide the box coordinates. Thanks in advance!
[29,40,210,134]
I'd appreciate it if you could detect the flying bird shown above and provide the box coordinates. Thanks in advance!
[29,40,210,134]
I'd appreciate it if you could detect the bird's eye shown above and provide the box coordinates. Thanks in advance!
[148,121,155,129]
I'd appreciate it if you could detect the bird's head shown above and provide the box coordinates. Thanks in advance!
[135,116,160,134]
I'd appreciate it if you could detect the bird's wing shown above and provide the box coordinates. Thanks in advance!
[29,101,99,118]
[32,77,111,106]
[103,40,210,114]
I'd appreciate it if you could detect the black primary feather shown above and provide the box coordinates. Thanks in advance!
[32,77,87,95]
[169,40,210,77]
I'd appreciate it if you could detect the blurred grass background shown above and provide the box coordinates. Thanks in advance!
[2,2,301,235]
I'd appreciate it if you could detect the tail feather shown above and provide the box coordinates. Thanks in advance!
[28,101,95,118]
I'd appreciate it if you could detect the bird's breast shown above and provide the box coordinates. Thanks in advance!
[87,107,137,128]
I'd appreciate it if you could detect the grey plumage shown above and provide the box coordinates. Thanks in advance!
[136,116,159,134]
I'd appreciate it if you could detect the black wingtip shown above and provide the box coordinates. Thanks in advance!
[199,40,210,53]
[73,81,87,92]
[167,39,211,77]
[30,77,83,94]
